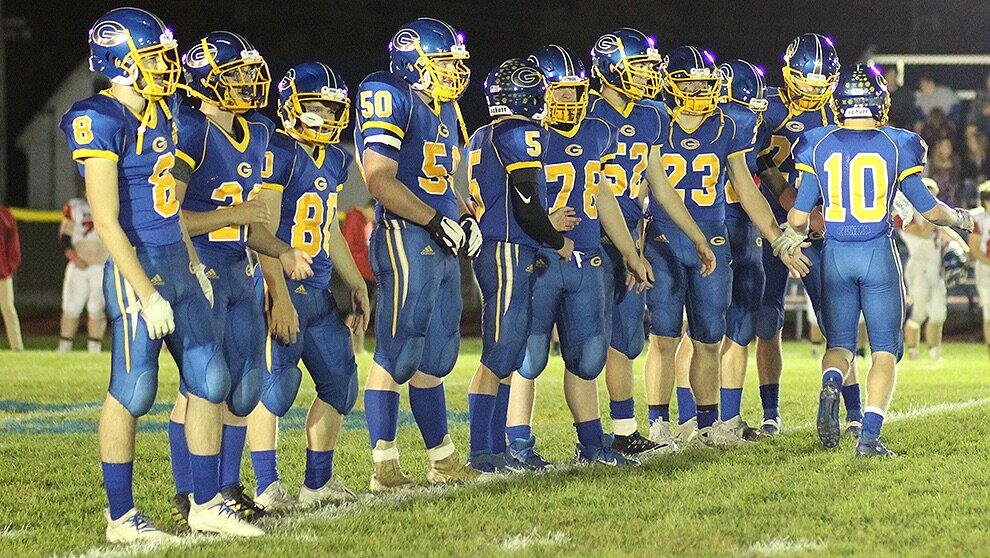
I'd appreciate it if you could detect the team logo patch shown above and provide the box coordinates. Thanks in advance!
[391,28,421,52]
[785,120,805,132]
[680,138,700,150]
[620,124,636,137]
[294,285,307,295]
[152,136,169,153]
[91,20,128,47]
[755,237,764,247]
[565,144,583,156]
[184,41,218,69]
[525,263,534,273]
[589,256,602,267]
[245,263,254,277]
[710,235,726,246]
[150,274,165,286]
[438,123,450,138]
[421,245,436,256]
[511,66,543,88]
[314,177,329,191]
[237,162,253,177]
[654,234,669,243]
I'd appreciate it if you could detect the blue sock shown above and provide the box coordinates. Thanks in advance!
[843,384,863,421]
[409,384,449,449]
[250,450,279,496]
[506,424,531,443]
[468,393,496,454]
[219,424,246,490]
[168,420,193,494]
[676,387,697,424]
[759,384,780,420]
[697,404,718,429]
[365,389,400,448]
[574,418,604,447]
[102,461,135,521]
[648,404,670,424]
[304,449,334,490]
[720,388,743,421]
[862,409,884,441]
[609,398,635,420]
[189,453,220,505]
[490,382,511,453]
[822,368,843,387]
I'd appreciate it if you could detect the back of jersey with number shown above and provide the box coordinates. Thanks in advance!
[177,105,272,256]
[60,93,182,248]
[649,107,752,225]
[544,117,618,252]
[587,92,666,225]
[793,125,927,242]
[264,131,351,290]
[354,71,461,223]
[721,102,765,223]
[467,118,548,248]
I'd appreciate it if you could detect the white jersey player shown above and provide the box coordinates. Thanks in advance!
[969,182,990,358]
[59,197,109,353]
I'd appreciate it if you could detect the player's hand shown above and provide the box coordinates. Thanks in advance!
[346,285,371,334]
[230,199,270,226]
[954,207,975,233]
[459,214,483,259]
[270,296,300,344]
[137,291,175,340]
[550,206,581,232]
[556,237,575,261]
[810,208,825,235]
[623,254,654,293]
[781,247,813,278]
[66,248,88,269]
[424,210,465,255]
[279,248,314,281]
[771,222,807,258]
[190,262,214,308]
[695,241,716,277]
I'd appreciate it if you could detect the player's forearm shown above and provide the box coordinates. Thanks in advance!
[454,189,470,217]
[182,208,241,237]
[787,208,811,233]
[597,186,636,257]
[733,164,782,240]
[969,236,990,264]
[921,202,964,228]
[327,225,366,292]
[647,180,706,247]
[758,166,793,202]
[178,214,202,269]
[367,173,437,226]
[258,253,291,302]
[246,226,291,258]
[94,221,156,301]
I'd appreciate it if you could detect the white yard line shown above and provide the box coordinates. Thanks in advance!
[787,396,990,431]
[742,537,826,555]
[499,529,570,551]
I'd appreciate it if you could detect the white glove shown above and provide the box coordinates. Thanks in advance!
[138,291,175,340]
[191,262,214,308]
[892,191,915,228]
[425,211,466,255]
[771,222,807,257]
[459,214,482,259]
[954,207,975,233]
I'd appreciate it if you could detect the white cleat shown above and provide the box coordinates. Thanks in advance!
[254,481,297,512]
[699,421,752,449]
[673,417,708,450]
[105,508,178,544]
[298,477,358,507]
[648,419,680,453]
[929,346,943,362]
[187,494,264,538]
[907,347,920,361]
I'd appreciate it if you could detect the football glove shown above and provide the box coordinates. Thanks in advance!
[892,191,915,228]
[771,222,807,257]
[425,211,465,255]
[954,207,975,233]
[191,262,214,308]
[138,291,175,340]
[459,214,482,258]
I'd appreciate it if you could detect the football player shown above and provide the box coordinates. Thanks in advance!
[354,18,483,490]
[465,58,574,473]
[165,32,311,532]
[969,181,990,358]
[247,62,370,509]
[58,195,108,353]
[643,46,808,449]
[59,7,246,542]
[778,64,974,456]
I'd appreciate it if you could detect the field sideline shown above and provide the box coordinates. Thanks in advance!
[2,339,989,557]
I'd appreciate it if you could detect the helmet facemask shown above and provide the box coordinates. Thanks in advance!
[117,34,181,100]
[543,78,589,126]
[664,67,722,116]
[282,84,350,145]
[783,68,837,111]
[609,46,663,101]
[411,42,470,102]
[194,44,271,113]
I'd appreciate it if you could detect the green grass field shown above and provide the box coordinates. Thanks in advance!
[2,339,989,557]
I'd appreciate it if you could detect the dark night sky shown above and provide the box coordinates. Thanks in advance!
[5,0,990,203]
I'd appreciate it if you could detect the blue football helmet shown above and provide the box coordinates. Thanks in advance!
[661,46,722,116]
[182,31,270,113]
[719,59,767,114]
[782,33,841,111]
[591,28,662,101]
[484,58,547,121]
[832,64,889,124]
[389,18,470,102]
[87,7,180,100]
[528,45,589,126]
[277,62,349,145]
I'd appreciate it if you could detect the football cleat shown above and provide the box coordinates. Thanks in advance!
[169,492,191,531]
[298,477,358,507]
[721,416,760,443]
[929,346,943,362]
[612,430,674,458]
[428,454,494,486]
[105,508,178,544]
[254,481,298,512]
[574,435,640,466]
[369,459,417,493]
[907,347,920,361]
[187,494,264,538]
[673,417,710,450]
[467,450,522,474]
[508,435,553,471]
[698,421,752,449]
[855,438,896,457]
[648,419,680,452]
[220,484,266,522]
[844,420,863,439]
[759,417,782,437]
[817,380,842,449]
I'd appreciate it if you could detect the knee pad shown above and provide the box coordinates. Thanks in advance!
[389,336,426,384]
[227,365,263,417]
[567,334,607,380]
[184,352,231,405]
[419,334,458,378]
[87,299,107,318]
[260,364,303,417]
[111,368,158,417]
[315,362,359,415]
[519,334,550,380]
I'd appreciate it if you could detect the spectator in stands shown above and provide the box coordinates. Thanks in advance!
[917,107,956,147]
[969,181,990,359]
[961,125,990,206]
[914,74,960,126]
[342,199,375,354]
[926,136,963,206]
[884,66,916,130]
[966,71,990,137]
[0,204,24,351]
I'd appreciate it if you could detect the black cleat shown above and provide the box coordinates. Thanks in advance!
[170,492,191,532]
[220,484,267,522]
[611,430,673,458]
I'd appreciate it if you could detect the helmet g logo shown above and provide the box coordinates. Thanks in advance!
[184,42,217,69]
[511,67,543,88]
[391,28,420,52]
[92,20,128,47]
[784,37,800,62]
[277,68,296,93]
[594,34,620,55]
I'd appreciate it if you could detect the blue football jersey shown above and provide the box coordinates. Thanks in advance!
[263,131,351,290]
[649,107,753,224]
[467,118,549,248]
[793,125,934,242]
[721,102,764,223]
[60,92,183,248]
[587,91,667,224]
[354,71,463,222]
[176,105,272,256]
[544,116,619,252]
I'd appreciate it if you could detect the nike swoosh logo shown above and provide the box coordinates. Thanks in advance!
[515,188,532,204]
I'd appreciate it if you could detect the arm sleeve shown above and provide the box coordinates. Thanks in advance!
[356,79,411,161]
[900,173,939,212]
[727,114,755,159]
[793,171,823,212]
[59,101,125,169]
[791,134,816,177]
[897,131,928,182]
[510,168,565,250]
